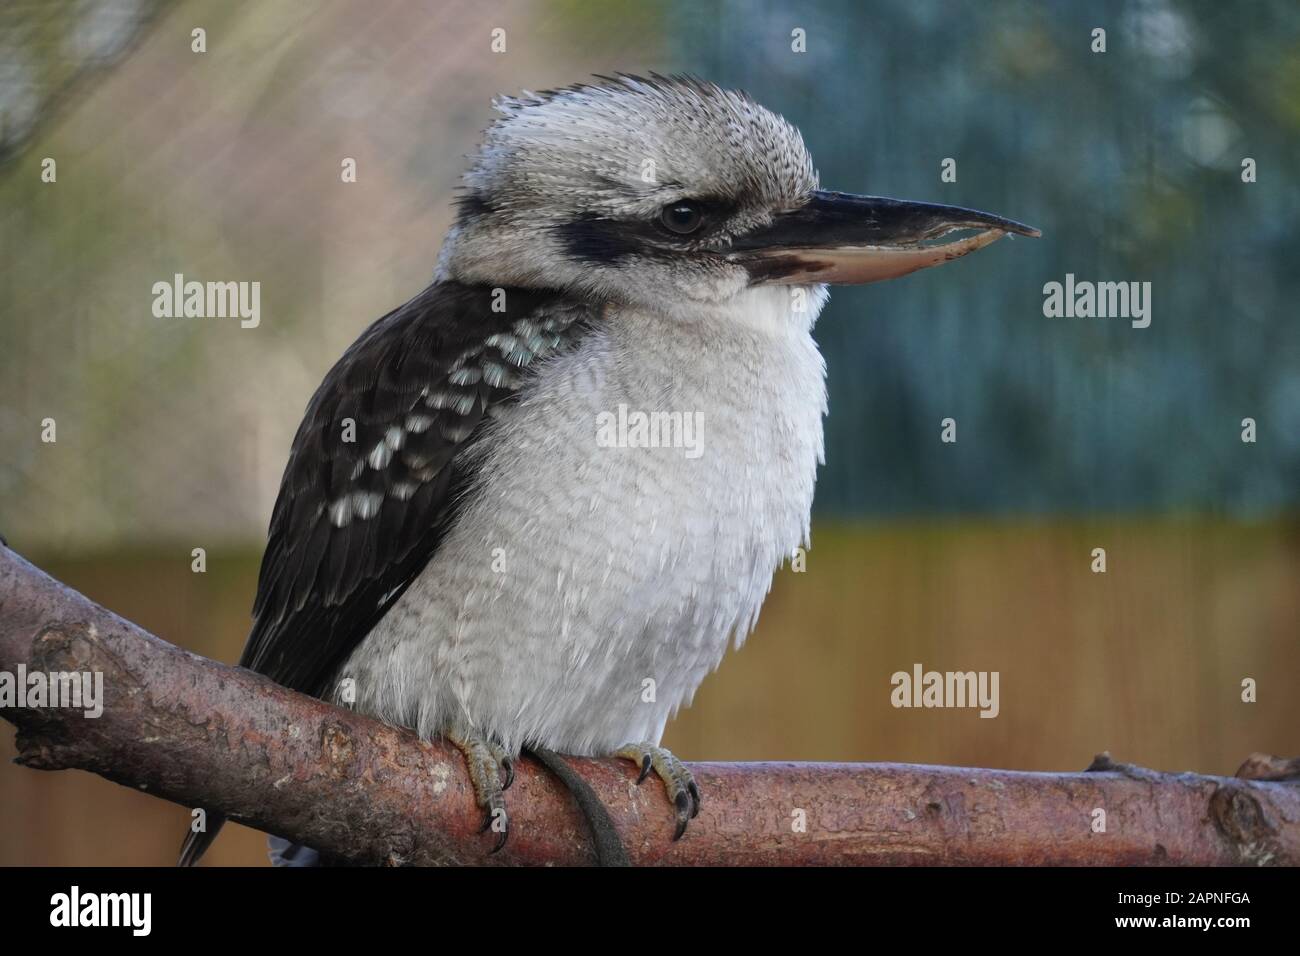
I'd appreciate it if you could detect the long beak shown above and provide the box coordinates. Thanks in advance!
[725,189,1040,284]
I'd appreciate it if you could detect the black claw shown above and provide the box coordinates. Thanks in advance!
[672,811,689,841]
[482,805,509,852]
[490,823,509,854]
[688,780,702,817]
[673,789,692,840]
[636,754,653,784]
[501,757,515,791]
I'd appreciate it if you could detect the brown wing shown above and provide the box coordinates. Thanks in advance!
[240,281,595,695]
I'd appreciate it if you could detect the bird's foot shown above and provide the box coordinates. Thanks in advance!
[614,742,701,840]
[444,729,514,852]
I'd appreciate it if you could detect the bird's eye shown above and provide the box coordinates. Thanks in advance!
[659,201,705,235]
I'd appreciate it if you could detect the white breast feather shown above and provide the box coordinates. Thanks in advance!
[338,285,829,755]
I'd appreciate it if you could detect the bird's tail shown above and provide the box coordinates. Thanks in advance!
[177,813,227,867]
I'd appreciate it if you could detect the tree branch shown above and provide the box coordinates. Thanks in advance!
[1,543,1297,866]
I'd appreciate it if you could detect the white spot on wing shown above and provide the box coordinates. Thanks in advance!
[352,491,383,519]
[328,498,353,527]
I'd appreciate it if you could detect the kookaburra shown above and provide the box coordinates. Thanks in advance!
[179,74,1037,866]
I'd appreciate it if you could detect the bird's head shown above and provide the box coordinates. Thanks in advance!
[440,74,1039,321]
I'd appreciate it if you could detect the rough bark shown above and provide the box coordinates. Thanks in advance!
[1,544,1296,866]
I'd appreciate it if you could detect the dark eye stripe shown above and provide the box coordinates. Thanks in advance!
[556,215,642,265]
[554,198,740,265]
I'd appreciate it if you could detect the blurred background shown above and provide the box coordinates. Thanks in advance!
[1,0,1297,865]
